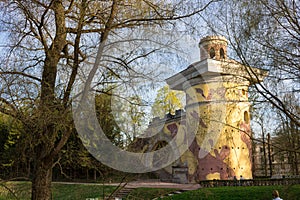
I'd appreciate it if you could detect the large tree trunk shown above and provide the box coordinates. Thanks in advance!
[31,1,67,199]
[31,159,53,200]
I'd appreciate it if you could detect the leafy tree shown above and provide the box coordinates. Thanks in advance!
[95,92,123,147]
[0,121,11,176]
[56,129,107,181]
[111,94,147,141]
[0,1,216,199]
[152,85,185,118]
[0,114,21,178]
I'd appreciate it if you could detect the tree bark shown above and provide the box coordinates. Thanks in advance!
[31,159,53,200]
[31,1,67,199]
[262,132,267,176]
[267,133,272,177]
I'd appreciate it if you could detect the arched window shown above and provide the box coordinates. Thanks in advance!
[220,48,225,59]
[244,111,250,124]
[242,89,246,95]
[209,48,215,58]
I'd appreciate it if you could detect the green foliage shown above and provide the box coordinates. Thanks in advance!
[96,90,148,141]
[0,123,9,154]
[59,131,94,170]
[0,114,21,176]
[95,93,123,147]
[114,95,147,140]
[152,85,184,118]
[53,92,136,179]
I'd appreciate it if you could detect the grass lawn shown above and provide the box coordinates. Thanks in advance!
[0,181,116,200]
[162,185,300,200]
[1,182,300,200]
[126,188,179,200]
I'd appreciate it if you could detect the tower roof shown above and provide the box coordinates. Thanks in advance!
[199,35,228,45]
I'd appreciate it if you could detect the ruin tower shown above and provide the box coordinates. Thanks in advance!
[166,36,267,181]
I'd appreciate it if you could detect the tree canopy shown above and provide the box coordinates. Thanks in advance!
[151,85,185,118]
[0,0,217,199]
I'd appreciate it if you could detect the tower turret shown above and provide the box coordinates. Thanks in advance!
[199,35,228,60]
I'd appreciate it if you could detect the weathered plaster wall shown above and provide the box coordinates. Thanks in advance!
[182,81,252,181]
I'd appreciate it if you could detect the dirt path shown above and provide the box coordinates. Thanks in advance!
[54,180,201,190]
[124,180,201,190]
